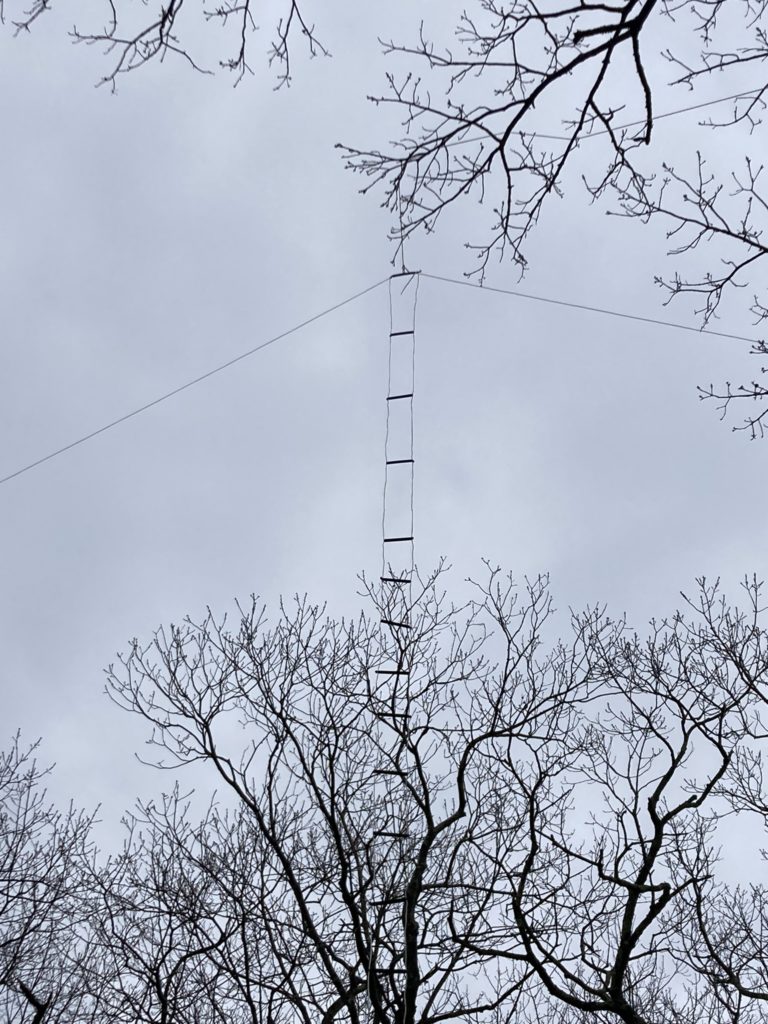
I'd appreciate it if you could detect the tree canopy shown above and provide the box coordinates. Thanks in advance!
[4,569,768,1023]
[3,0,766,433]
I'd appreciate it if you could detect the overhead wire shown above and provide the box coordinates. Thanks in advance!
[421,273,762,345]
[3,269,760,491]
[582,87,764,138]
[0,277,389,487]
[4,82,763,489]
[3,78,766,495]
[441,88,763,147]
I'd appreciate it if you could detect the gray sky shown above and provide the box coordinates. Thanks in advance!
[1,3,766,833]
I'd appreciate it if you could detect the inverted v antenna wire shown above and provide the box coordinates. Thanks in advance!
[0,277,389,488]
[6,265,755,492]
[421,274,762,345]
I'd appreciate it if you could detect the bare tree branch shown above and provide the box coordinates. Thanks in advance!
[0,0,328,89]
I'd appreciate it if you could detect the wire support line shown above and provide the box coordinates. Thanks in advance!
[576,88,765,139]
[0,277,389,488]
[444,88,763,148]
[421,274,762,345]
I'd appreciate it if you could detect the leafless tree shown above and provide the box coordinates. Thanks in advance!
[0,0,327,88]
[99,566,768,1023]
[103,570,567,1023]
[4,568,768,1022]
[85,791,247,1024]
[4,2,767,432]
[0,737,98,1024]
[452,576,768,1024]
[342,3,766,286]
[339,1,768,435]
[615,151,768,437]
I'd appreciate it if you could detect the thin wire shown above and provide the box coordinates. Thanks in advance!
[0,277,389,488]
[398,185,407,275]
[586,87,764,138]
[421,273,762,344]
[443,88,763,148]
[4,265,760,491]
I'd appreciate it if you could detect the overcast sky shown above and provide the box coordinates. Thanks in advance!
[1,2,766,835]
